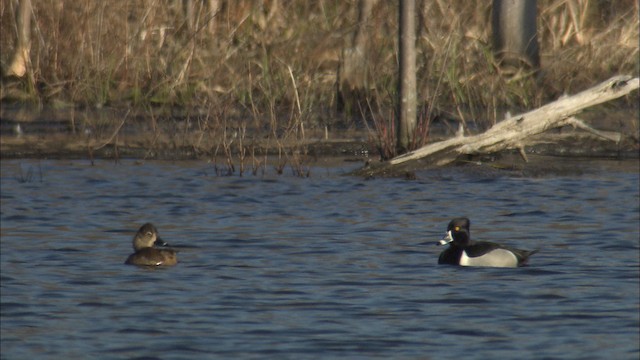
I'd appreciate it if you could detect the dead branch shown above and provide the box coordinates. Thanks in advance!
[388,75,638,166]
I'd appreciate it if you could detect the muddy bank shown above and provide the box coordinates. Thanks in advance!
[2,130,637,178]
[357,149,639,180]
[1,105,638,177]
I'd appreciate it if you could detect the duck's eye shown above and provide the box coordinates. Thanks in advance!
[454,226,460,231]
[146,232,153,236]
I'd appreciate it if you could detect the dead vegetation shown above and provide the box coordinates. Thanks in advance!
[1,1,638,166]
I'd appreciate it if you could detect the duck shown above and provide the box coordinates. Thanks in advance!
[437,218,537,268]
[125,223,177,266]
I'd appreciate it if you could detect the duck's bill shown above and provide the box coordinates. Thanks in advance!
[438,231,453,246]
[154,237,170,247]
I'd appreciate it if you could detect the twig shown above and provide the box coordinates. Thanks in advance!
[93,110,129,150]
[566,117,621,143]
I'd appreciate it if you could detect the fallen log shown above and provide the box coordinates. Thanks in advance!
[355,75,639,176]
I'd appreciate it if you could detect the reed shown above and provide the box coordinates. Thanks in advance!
[249,144,266,177]
[15,161,43,183]
[1,1,637,162]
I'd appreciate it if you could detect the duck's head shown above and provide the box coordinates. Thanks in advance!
[438,217,471,247]
[132,223,166,250]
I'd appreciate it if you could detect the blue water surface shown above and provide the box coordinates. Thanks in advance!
[1,159,638,359]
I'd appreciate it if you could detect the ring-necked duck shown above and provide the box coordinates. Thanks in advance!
[125,223,177,266]
[437,218,537,268]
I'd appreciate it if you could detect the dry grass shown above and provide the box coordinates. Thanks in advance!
[1,1,638,156]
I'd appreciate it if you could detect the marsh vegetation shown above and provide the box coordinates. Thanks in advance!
[1,1,638,168]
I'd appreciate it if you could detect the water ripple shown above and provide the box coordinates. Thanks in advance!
[1,159,638,359]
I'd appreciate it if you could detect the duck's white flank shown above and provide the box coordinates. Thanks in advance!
[460,248,518,268]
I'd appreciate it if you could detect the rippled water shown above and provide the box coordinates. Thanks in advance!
[1,159,639,359]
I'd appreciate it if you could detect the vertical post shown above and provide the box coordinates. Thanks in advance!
[492,0,540,70]
[337,0,376,115]
[397,0,417,154]
[6,0,32,77]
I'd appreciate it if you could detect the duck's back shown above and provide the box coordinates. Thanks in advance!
[125,248,177,266]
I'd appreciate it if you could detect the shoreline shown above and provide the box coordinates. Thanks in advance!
[1,105,637,177]
[2,132,638,178]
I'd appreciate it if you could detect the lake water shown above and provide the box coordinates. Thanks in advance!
[1,158,639,359]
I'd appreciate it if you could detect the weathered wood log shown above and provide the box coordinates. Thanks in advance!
[351,75,638,176]
[392,75,638,165]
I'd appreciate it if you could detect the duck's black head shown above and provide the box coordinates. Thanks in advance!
[438,217,472,247]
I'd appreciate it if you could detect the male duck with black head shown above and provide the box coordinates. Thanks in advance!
[437,218,537,268]
[125,223,177,266]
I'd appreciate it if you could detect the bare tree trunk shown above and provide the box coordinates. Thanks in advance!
[397,0,417,153]
[492,0,540,70]
[337,0,376,114]
[5,0,32,78]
